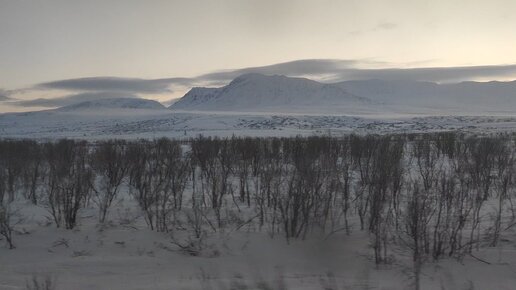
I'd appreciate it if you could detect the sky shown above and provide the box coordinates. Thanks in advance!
[1,0,516,112]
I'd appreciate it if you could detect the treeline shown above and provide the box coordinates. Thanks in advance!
[1,133,516,283]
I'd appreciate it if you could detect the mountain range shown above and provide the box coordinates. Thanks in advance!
[3,74,516,139]
[4,73,516,115]
[169,73,516,114]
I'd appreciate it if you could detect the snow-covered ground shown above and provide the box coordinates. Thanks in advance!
[3,195,516,290]
[3,122,516,289]
[4,108,516,140]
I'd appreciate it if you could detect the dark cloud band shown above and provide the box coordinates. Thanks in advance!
[13,91,139,107]
[199,59,516,84]
[36,77,191,94]
[34,60,516,94]
[0,89,13,101]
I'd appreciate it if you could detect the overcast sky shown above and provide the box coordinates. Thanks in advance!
[1,0,516,112]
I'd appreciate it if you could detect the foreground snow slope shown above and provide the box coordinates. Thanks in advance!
[2,197,516,290]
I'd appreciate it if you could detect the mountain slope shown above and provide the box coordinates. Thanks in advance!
[170,73,371,113]
[336,79,516,110]
[335,79,439,104]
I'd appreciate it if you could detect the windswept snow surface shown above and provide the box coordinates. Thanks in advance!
[2,196,516,289]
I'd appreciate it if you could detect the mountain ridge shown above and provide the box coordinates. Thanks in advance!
[170,73,516,113]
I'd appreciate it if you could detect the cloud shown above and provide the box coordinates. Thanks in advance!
[36,77,192,94]
[195,59,516,84]
[329,64,516,83]
[0,89,13,101]
[347,22,398,37]
[375,22,397,30]
[13,91,140,107]
[195,59,364,85]
[33,59,516,93]
[29,60,368,96]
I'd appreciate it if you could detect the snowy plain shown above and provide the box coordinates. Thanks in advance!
[4,108,516,141]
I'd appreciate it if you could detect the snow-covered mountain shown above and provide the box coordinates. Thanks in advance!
[57,97,166,111]
[335,79,440,104]
[170,73,371,113]
[170,74,516,114]
[336,79,516,111]
[439,81,516,108]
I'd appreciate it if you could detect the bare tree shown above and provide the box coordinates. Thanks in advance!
[129,139,189,232]
[0,168,6,205]
[464,137,503,251]
[369,136,405,264]
[491,138,513,246]
[25,274,57,290]
[22,142,44,205]
[44,140,93,229]
[0,204,17,249]
[90,140,128,223]
[0,141,26,202]
[190,136,234,228]
[401,182,433,290]
[350,135,378,231]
